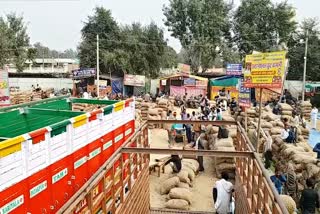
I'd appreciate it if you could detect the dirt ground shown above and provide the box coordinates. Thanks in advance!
[149,128,217,212]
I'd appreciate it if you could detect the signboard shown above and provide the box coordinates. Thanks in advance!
[0,67,10,106]
[98,80,111,97]
[123,74,145,87]
[226,64,242,76]
[178,63,191,73]
[238,78,251,108]
[243,51,286,88]
[196,80,207,87]
[72,68,96,80]
[161,79,167,86]
[184,78,196,86]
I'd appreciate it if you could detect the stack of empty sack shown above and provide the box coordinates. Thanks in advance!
[161,159,199,210]
[299,101,312,120]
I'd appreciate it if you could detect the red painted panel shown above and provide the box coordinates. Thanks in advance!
[88,139,102,177]
[101,132,114,164]
[49,156,72,212]
[113,126,124,151]
[72,146,89,193]
[27,168,51,214]
[0,180,27,214]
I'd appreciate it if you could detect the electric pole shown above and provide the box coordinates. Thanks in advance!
[96,34,100,97]
[302,29,309,101]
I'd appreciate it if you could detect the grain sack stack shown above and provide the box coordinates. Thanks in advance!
[148,108,160,129]
[157,99,168,112]
[161,159,199,211]
[32,91,42,101]
[213,137,236,178]
[300,101,312,120]
[279,103,293,121]
[135,110,142,129]
[141,102,150,121]
[135,98,143,110]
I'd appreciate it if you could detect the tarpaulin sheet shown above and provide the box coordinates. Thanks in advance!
[170,86,185,96]
[112,79,122,94]
[185,87,206,96]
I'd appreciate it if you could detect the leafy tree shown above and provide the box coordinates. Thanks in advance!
[33,42,77,59]
[0,14,31,71]
[162,46,178,68]
[287,18,320,81]
[78,7,170,78]
[163,0,231,72]
[233,0,296,57]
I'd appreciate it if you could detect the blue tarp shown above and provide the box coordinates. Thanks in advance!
[112,79,122,94]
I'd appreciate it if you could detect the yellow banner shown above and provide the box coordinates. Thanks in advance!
[244,51,286,88]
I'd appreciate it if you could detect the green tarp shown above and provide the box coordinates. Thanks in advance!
[209,77,239,87]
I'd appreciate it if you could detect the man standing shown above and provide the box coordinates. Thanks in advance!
[313,143,320,160]
[300,178,320,214]
[213,172,234,214]
[311,106,318,130]
[264,131,273,169]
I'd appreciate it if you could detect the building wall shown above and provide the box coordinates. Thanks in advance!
[9,78,73,91]
[284,80,303,98]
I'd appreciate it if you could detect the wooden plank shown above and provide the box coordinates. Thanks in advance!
[121,147,254,158]
[148,119,236,126]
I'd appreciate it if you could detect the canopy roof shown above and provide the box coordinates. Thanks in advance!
[209,76,239,87]
[306,83,320,88]
[160,73,208,82]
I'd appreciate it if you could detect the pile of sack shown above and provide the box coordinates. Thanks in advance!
[135,110,143,129]
[279,103,293,121]
[148,108,161,129]
[10,91,32,104]
[135,98,143,110]
[32,91,42,101]
[72,103,102,112]
[141,102,150,120]
[272,136,318,192]
[161,159,199,210]
[299,101,312,120]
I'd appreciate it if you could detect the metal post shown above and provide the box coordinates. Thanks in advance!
[302,30,309,101]
[97,34,100,98]
[256,88,263,152]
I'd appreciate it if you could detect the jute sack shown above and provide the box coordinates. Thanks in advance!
[282,111,292,116]
[279,103,293,111]
[182,165,196,181]
[279,195,296,214]
[177,170,190,183]
[177,182,190,189]
[169,188,192,204]
[165,199,189,210]
[216,163,236,171]
[160,177,180,195]
[215,138,234,148]
[182,159,199,172]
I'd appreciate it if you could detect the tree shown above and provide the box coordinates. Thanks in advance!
[287,18,320,81]
[0,13,31,71]
[163,0,231,72]
[78,7,170,78]
[233,0,296,58]
[33,42,77,59]
[162,46,178,68]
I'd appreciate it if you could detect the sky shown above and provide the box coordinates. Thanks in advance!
[0,0,319,53]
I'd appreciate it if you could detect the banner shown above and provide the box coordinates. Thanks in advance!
[184,78,196,86]
[238,78,251,108]
[226,64,242,76]
[170,86,185,96]
[210,86,238,100]
[243,51,286,88]
[124,74,145,87]
[72,68,96,80]
[0,67,10,106]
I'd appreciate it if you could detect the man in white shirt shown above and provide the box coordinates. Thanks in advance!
[213,172,234,214]
[311,106,318,130]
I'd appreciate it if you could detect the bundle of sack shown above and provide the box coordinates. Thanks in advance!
[161,159,199,210]
[148,108,161,129]
[135,110,143,129]
[141,102,150,120]
[279,103,293,121]
[299,101,312,120]
[135,97,143,110]
[10,91,32,104]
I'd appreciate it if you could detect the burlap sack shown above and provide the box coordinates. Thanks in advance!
[279,195,296,214]
[177,170,190,183]
[215,138,234,148]
[182,165,196,181]
[165,199,189,210]
[177,182,190,189]
[160,177,180,195]
[169,188,192,204]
